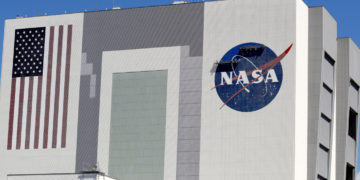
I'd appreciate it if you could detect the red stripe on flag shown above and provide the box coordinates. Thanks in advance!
[52,25,63,148]
[62,25,72,148]
[43,26,55,149]
[16,77,25,149]
[25,77,34,149]
[7,78,17,150]
[34,77,42,149]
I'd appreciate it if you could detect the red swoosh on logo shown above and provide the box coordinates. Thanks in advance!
[216,44,293,110]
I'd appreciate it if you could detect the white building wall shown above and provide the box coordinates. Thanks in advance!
[201,0,307,180]
[295,1,309,180]
[0,1,356,180]
[0,13,84,180]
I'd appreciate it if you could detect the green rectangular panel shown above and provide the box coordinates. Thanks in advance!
[109,70,168,180]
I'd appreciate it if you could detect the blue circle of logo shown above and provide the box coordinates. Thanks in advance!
[214,42,283,112]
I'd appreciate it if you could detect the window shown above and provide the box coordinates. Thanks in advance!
[348,108,357,140]
[346,163,355,180]
[323,83,333,93]
[319,144,329,152]
[350,79,360,91]
[324,52,335,65]
[318,175,327,180]
[321,113,331,122]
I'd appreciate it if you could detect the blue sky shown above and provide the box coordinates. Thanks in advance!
[0,0,360,171]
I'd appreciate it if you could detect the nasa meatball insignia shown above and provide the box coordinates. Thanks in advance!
[213,42,293,112]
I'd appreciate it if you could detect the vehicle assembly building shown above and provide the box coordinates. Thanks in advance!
[0,0,358,180]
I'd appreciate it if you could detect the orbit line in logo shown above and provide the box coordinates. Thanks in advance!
[212,42,293,112]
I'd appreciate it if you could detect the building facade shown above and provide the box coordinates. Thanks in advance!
[0,0,358,180]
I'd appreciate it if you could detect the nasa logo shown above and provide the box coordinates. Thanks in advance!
[213,42,293,112]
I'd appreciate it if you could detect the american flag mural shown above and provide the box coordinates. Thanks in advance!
[7,25,72,150]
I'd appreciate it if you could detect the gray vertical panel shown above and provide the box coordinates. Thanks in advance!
[336,38,350,180]
[320,88,333,118]
[176,46,202,180]
[76,75,99,171]
[109,71,167,180]
[318,118,331,148]
[345,136,356,166]
[321,59,334,89]
[349,40,360,84]
[308,7,324,180]
[317,147,329,178]
[342,39,360,178]
[322,8,338,60]
[77,3,204,172]
[348,87,358,110]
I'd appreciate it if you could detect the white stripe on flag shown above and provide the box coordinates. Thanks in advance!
[20,77,29,149]
[12,78,20,148]
[48,25,59,147]
[57,25,68,148]
[39,26,51,148]
[29,77,38,149]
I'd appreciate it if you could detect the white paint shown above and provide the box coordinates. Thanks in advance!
[29,76,38,149]
[264,69,279,83]
[294,1,308,180]
[48,25,59,147]
[202,0,299,180]
[99,46,181,180]
[330,76,337,180]
[12,78,20,148]
[252,70,263,84]
[20,77,29,149]
[38,26,51,149]
[57,25,68,148]
[221,72,232,85]
[0,13,84,178]
[236,71,249,84]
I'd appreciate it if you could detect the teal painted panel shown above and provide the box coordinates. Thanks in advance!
[109,70,168,180]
